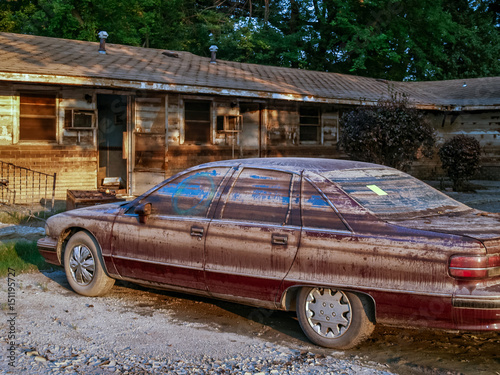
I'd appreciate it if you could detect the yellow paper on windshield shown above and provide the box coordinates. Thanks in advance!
[366,185,388,196]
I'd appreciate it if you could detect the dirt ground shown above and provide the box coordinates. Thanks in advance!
[100,278,500,375]
[1,269,498,375]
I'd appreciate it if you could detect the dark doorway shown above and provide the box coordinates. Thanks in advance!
[97,94,128,188]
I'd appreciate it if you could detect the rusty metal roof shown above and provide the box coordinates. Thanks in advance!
[0,32,498,110]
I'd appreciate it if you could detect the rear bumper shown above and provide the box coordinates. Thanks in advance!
[452,285,500,330]
[37,237,61,266]
[453,295,500,309]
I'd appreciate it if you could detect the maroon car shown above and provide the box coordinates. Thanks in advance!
[37,158,500,349]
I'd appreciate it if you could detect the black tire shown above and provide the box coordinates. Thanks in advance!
[296,287,375,349]
[63,231,115,297]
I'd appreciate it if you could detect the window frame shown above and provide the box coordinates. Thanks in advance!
[131,167,231,219]
[18,92,58,143]
[64,109,96,129]
[183,99,212,144]
[301,177,350,232]
[299,106,321,144]
[220,167,297,226]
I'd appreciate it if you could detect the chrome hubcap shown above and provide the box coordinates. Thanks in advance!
[69,245,95,285]
[305,288,351,338]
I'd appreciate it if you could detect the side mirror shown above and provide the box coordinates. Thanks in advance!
[134,203,152,224]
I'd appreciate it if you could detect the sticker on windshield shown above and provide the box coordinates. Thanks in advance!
[366,185,388,196]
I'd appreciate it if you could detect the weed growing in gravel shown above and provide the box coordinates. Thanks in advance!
[0,240,51,276]
[36,282,49,292]
[0,205,66,225]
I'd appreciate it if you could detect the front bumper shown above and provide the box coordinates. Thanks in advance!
[37,237,61,266]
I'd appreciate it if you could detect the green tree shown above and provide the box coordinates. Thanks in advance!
[1,1,498,80]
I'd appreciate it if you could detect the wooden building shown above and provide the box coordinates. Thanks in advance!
[0,32,499,199]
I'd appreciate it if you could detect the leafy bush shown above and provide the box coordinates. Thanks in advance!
[339,96,435,171]
[438,135,481,191]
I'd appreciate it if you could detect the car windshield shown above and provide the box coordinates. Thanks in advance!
[324,168,471,220]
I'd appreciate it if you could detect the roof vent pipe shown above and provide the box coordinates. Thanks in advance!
[209,45,218,64]
[98,31,108,54]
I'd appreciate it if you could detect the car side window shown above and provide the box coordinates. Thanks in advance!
[302,180,348,231]
[143,168,229,217]
[222,168,293,225]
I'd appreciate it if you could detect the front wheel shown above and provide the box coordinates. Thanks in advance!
[296,287,375,349]
[64,231,115,297]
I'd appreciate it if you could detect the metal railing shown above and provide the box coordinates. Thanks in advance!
[0,161,57,212]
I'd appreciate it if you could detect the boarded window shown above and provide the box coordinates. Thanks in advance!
[144,168,229,217]
[299,106,320,143]
[184,101,211,143]
[20,93,57,141]
[302,180,348,231]
[135,133,165,170]
[222,169,293,224]
[134,96,166,171]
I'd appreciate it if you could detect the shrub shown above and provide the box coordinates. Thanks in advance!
[438,134,481,191]
[339,96,435,171]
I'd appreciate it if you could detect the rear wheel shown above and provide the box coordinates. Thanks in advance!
[64,231,115,297]
[296,287,375,349]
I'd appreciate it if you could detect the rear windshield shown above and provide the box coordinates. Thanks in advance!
[324,168,470,220]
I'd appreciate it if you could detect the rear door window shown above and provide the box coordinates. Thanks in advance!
[302,180,348,231]
[221,168,294,225]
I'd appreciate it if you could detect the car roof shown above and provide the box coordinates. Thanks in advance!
[196,157,387,174]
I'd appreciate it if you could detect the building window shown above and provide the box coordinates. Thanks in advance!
[216,115,241,132]
[20,93,57,141]
[184,101,211,144]
[299,106,320,143]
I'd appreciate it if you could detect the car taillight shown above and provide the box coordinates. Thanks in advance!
[449,254,500,279]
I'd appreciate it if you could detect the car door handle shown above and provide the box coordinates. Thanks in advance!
[272,234,288,245]
[190,226,204,239]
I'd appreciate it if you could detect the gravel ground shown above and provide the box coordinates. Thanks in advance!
[0,270,394,375]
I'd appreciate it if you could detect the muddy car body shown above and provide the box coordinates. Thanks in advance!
[38,158,500,348]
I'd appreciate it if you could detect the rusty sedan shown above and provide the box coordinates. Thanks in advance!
[37,158,500,349]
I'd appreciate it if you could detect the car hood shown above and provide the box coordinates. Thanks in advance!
[47,202,126,232]
[62,202,126,217]
[388,209,500,242]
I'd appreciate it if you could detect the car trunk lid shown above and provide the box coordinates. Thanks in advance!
[388,209,500,244]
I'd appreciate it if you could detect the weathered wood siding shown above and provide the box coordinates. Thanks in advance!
[322,107,339,145]
[133,95,167,194]
[0,89,13,144]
